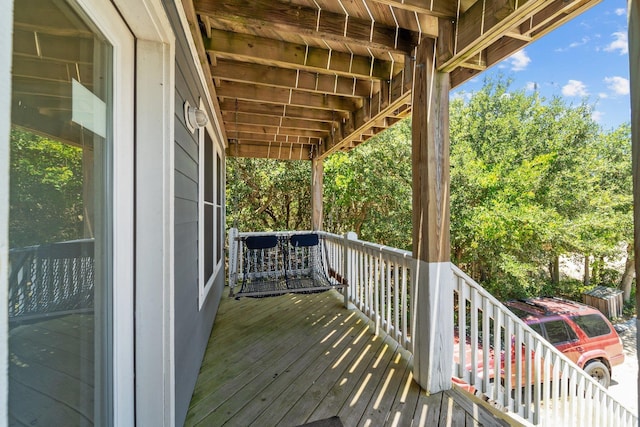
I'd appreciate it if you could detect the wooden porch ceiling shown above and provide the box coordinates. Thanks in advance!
[184,0,601,161]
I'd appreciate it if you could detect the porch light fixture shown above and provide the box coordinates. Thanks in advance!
[184,100,208,132]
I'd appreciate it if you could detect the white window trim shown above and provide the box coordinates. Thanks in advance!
[112,0,176,426]
[0,1,13,422]
[198,99,225,310]
[68,0,136,425]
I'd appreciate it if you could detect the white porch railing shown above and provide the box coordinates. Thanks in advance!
[320,231,413,352]
[228,229,637,426]
[8,239,95,323]
[452,265,637,427]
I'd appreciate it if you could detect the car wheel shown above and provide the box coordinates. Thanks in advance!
[584,361,611,388]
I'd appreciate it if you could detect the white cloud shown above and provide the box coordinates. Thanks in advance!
[452,91,474,102]
[615,8,626,16]
[570,36,590,49]
[598,92,609,99]
[562,80,589,97]
[555,37,590,53]
[604,32,628,54]
[508,49,531,71]
[524,82,537,92]
[604,76,630,95]
[592,111,604,122]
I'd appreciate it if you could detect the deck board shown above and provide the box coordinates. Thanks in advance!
[8,314,95,427]
[186,289,512,427]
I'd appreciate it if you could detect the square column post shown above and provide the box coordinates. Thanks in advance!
[411,37,453,394]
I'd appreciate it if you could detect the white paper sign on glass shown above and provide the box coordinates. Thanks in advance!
[72,79,106,138]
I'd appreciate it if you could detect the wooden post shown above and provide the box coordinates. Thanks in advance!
[411,37,453,394]
[311,157,323,231]
[628,0,640,414]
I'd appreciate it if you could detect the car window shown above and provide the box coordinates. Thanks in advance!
[572,314,611,338]
[529,322,543,336]
[542,320,578,344]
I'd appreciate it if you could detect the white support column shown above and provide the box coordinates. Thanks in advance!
[134,38,176,427]
[311,157,323,231]
[411,37,453,394]
[627,0,640,414]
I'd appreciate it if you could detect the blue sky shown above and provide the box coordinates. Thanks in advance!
[453,0,630,131]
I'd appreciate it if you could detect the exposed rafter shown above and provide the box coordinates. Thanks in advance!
[185,0,601,160]
[196,0,420,54]
[204,29,397,81]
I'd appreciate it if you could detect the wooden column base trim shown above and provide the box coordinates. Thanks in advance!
[412,260,453,394]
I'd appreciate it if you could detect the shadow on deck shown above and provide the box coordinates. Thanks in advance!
[186,289,512,426]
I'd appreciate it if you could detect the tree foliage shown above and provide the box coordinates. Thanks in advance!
[225,77,632,302]
[324,120,412,250]
[226,158,312,231]
[449,78,631,299]
[9,129,84,248]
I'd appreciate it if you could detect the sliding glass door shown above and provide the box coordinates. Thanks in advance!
[9,0,133,424]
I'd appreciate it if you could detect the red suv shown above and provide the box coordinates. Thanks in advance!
[505,297,625,388]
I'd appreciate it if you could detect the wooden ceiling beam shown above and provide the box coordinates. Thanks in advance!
[218,99,346,122]
[440,0,598,73]
[368,0,456,18]
[196,0,418,53]
[12,101,90,148]
[216,80,359,112]
[212,59,374,98]
[12,57,92,84]
[439,0,547,72]
[205,29,396,81]
[221,111,332,132]
[225,122,328,138]
[226,141,312,160]
[318,53,413,159]
[13,77,71,98]
[519,0,595,38]
[227,131,320,145]
[13,28,94,64]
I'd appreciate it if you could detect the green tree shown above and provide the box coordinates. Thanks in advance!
[226,157,312,231]
[324,120,412,250]
[9,129,84,248]
[449,77,608,299]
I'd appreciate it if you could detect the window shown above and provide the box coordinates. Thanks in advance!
[529,322,543,336]
[198,105,224,309]
[572,314,612,338]
[541,320,578,345]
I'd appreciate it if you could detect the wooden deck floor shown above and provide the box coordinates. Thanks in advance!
[186,289,512,427]
[9,313,95,426]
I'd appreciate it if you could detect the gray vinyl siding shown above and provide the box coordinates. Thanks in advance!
[163,2,225,425]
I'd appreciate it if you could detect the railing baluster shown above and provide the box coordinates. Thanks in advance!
[380,254,394,336]
[393,258,400,343]
[504,316,512,409]
[401,260,409,349]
